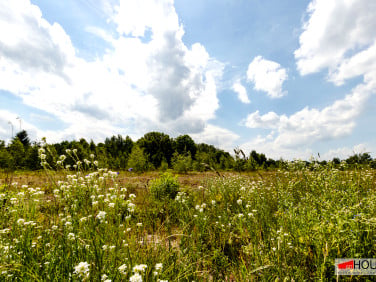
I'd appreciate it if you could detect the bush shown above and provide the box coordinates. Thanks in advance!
[171,153,192,173]
[149,172,179,200]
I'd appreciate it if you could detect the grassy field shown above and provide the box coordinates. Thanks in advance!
[1,159,376,281]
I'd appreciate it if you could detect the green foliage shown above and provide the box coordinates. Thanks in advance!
[174,134,197,157]
[15,130,31,148]
[138,132,173,168]
[127,145,149,172]
[171,152,192,173]
[149,172,180,200]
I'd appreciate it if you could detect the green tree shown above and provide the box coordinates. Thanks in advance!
[15,130,31,148]
[172,152,192,173]
[127,145,149,172]
[8,138,25,169]
[0,140,12,169]
[174,135,197,158]
[138,132,173,168]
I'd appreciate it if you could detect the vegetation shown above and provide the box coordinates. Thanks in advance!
[1,130,375,172]
[0,147,375,280]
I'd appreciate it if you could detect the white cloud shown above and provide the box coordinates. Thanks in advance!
[244,110,279,129]
[232,81,250,104]
[295,0,376,80]
[241,0,376,158]
[0,0,228,146]
[244,79,375,148]
[246,56,288,98]
[190,124,239,152]
[321,143,373,160]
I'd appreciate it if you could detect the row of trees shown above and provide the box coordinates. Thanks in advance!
[0,130,375,172]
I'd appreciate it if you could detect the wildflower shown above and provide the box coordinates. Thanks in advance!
[67,233,76,241]
[155,263,163,271]
[96,211,106,222]
[17,218,25,225]
[108,202,115,208]
[128,202,136,213]
[118,264,127,275]
[129,273,142,282]
[154,263,163,276]
[129,194,136,200]
[136,222,143,227]
[74,261,90,279]
[237,199,242,205]
[133,264,147,273]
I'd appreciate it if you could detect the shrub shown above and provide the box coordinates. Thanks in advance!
[171,152,192,173]
[149,172,179,200]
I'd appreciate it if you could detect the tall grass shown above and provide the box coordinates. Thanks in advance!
[0,150,375,281]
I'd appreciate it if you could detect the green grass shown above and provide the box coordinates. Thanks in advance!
[0,157,375,281]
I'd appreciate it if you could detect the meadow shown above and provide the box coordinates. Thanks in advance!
[0,149,375,281]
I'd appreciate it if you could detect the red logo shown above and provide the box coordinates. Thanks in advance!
[338,260,354,269]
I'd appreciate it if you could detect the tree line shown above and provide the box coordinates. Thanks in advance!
[0,130,375,172]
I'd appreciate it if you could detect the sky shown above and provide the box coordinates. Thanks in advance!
[0,0,376,160]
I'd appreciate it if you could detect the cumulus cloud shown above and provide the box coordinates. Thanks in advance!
[244,79,374,148]
[241,0,376,158]
[246,56,288,98]
[0,0,228,145]
[0,0,74,79]
[232,81,250,104]
[190,124,239,152]
[295,0,376,81]
[321,143,373,160]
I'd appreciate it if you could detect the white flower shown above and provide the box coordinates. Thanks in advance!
[155,263,163,271]
[67,233,76,240]
[237,199,242,205]
[108,202,115,208]
[96,211,106,222]
[136,222,143,227]
[17,218,25,225]
[133,264,147,273]
[118,264,127,275]
[74,261,90,279]
[129,273,143,282]
[128,202,136,213]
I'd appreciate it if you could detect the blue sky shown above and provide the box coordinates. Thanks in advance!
[0,0,375,160]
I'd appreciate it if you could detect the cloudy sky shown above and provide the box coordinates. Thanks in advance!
[1,0,375,160]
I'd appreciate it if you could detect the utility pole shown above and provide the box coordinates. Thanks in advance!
[8,121,13,138]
